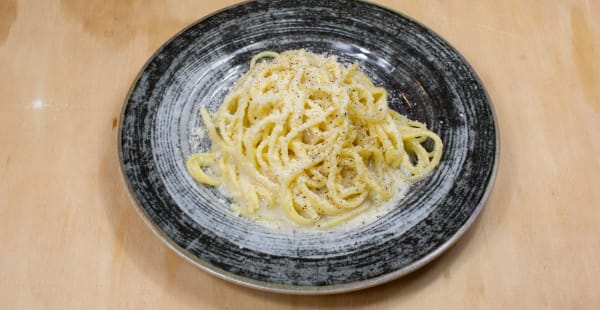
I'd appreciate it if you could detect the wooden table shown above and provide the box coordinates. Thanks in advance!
[1,0,599,308]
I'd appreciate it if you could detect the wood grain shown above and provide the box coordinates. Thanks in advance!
[0,0,599,308]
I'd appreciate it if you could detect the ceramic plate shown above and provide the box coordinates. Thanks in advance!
[118,0,498,294]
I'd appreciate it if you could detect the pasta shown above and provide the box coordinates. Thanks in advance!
[186,50,442,228]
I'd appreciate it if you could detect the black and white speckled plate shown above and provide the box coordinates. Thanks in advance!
[118,0,498,294]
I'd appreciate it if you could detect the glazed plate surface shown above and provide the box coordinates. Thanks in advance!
[118,0,498,294]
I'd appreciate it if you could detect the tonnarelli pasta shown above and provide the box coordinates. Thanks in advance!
[186,50,442,228]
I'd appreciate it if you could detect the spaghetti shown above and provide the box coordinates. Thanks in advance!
[186,50,442,228]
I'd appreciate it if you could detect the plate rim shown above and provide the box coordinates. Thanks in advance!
[116,0,500,294]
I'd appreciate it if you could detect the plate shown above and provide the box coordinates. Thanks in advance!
[118,0,498,294]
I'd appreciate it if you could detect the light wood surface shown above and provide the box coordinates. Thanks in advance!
[1,0,599,308]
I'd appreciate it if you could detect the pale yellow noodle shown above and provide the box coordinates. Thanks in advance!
[186,50,442,227]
